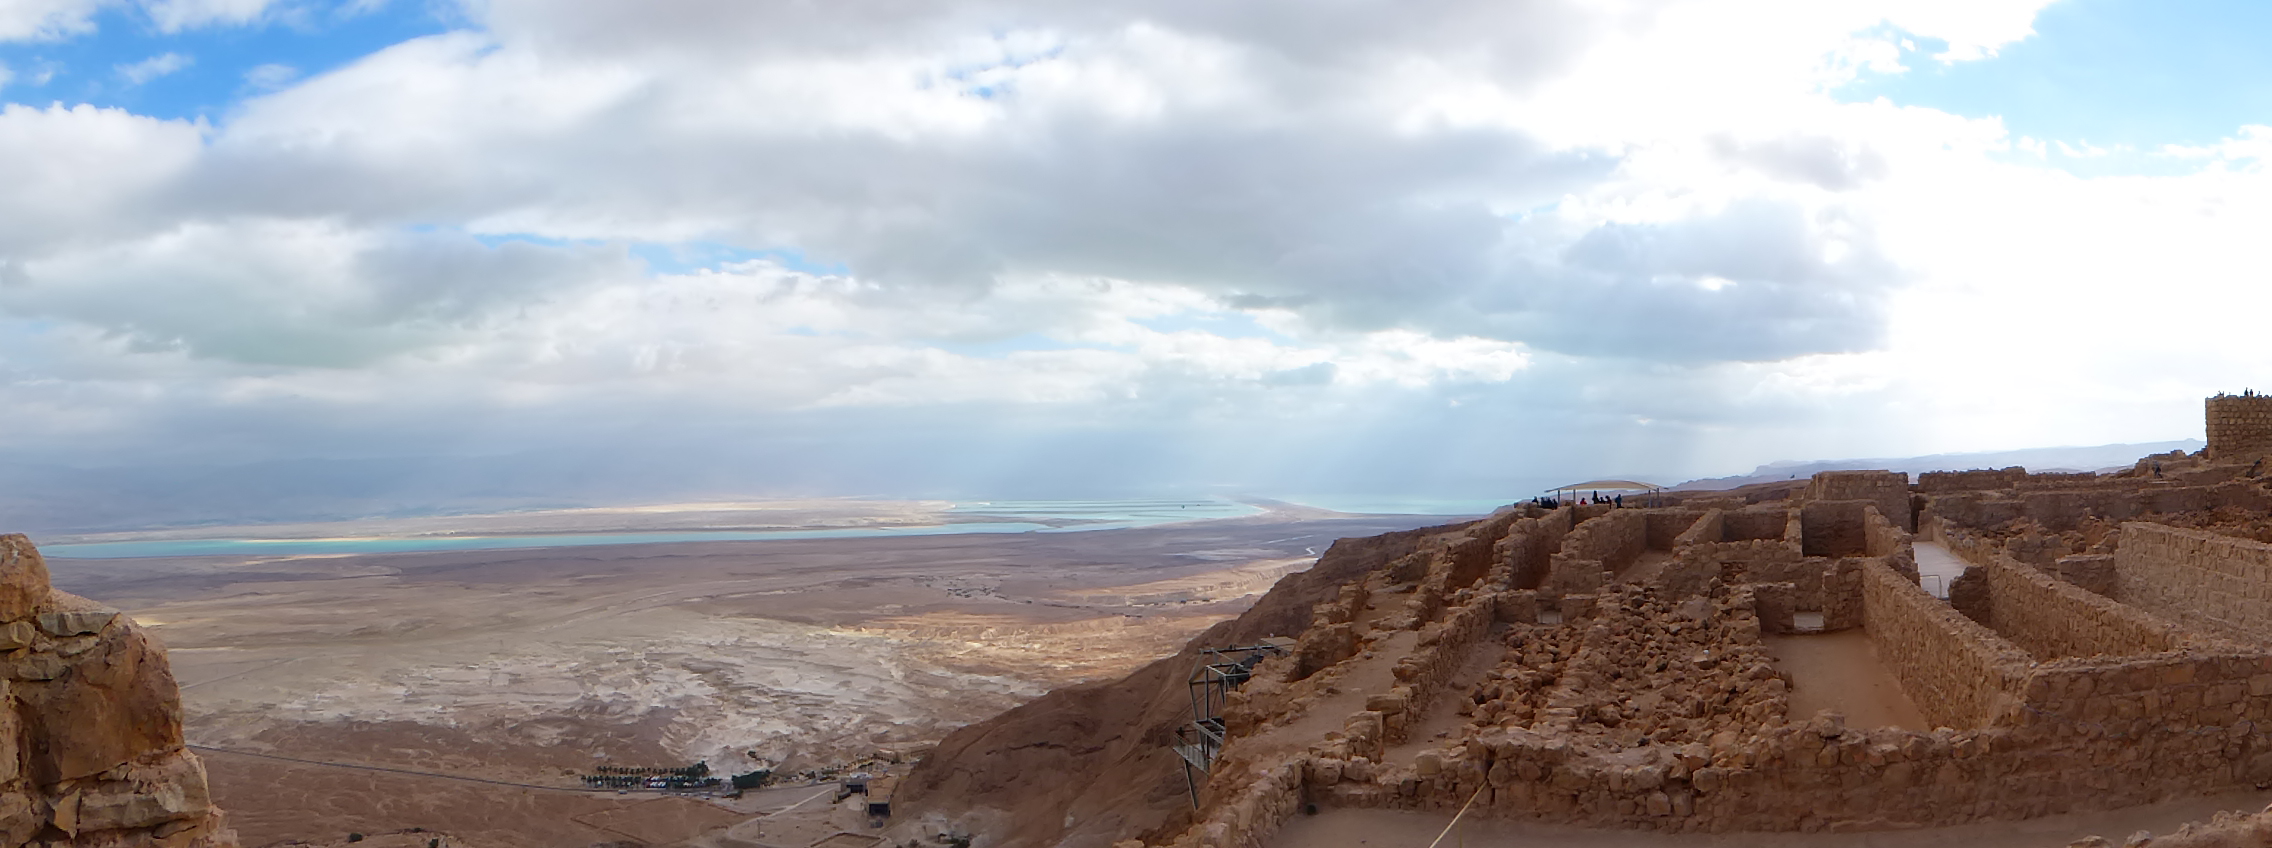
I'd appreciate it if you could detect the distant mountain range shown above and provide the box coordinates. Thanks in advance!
[1669,440,2204,491]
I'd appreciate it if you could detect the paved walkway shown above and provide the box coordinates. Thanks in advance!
[1913,541,1968,599]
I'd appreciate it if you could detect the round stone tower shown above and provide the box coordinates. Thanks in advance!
[2206,391,2272,462]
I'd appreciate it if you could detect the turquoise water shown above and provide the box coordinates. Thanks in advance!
[42,499,1268,560]
[946,498,1260,524]
[1279,496,1513,516]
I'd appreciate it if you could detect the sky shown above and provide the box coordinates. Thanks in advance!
[3,0,2271,530]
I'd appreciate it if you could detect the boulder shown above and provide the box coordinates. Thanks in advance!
[17,621,188,783]
[0,535,50,622]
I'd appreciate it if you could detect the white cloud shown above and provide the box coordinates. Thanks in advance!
[0,0,107,41]
[8,0,2268,517]
[139,0,277,32]
[241,61,297,89]
[115,50,192,84]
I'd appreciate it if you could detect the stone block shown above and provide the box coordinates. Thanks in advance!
[0,621,33,650]
[16,622,187,783]
[36,610,116,638]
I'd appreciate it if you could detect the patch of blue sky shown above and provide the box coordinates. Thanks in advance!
[1133,310,1291,343]
[929,36,1065,99]
[0,1,455,120]
[466,231,600,250]
[934,332,1100,358]
[1840,0,2272,158]
[629,242,850,277]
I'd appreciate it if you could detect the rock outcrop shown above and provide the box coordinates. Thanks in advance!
[0,535,234,847]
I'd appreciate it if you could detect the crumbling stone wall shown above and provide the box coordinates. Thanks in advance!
[1150,482,2272,847]
[1862,504,1919,580]
[1439,513,1521,593]
[1803,470,1911,531]
[1721,508,1793,543]
[1494,508,1576,592]
[1918,467,2027,493]
[1800,500,1870,557]
[1643,511,1705,550]
[1861,561,2030,730]
[2114,522,2272,645]
[2050,554,2117,597]
[0,535,236,847]
[2207,393,2272,462]
[1977,553,2188,661]
[1560,509,1647,572]
[1544,509,1645,601]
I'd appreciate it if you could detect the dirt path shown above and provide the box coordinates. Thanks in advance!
[1270,787,2272,848]
[1763,630,1927,731]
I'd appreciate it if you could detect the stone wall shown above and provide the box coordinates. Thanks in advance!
[1543,509,1645,601]
[1918,467,2027,493]
[1146,495,2272,846]
[2050,554,2117,597]
[2207,393,2272,462]
[1861,505,1920,584]
[1978,553,2188,661]
[1860,560,2032,730]
[2114,522,2272,646]
[1802,470,1911,531]
[1558,510,1647,574]
[1495,509,1576,592]
[1722,509,1793,543]
[1643,511,1706,551]
[1439,512,1521,593]
[1800,500,1870,558]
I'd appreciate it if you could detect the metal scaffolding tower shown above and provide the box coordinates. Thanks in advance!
[1171,639,1293,808]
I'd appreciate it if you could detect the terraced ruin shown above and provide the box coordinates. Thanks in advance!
[895,394,2272,848]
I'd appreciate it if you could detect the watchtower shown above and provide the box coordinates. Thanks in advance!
[2206,391,2272,462]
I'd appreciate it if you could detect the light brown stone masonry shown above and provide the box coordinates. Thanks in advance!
[1803,470,1911,532]
[2207,394,2272,462]
[1493,507,1575,592]
[1918,467,2027,493]
[1643,510,1706,551]
[1978,551,2190,661]
[1723,508,1793,543]
[2115,522,2272,646]
[1860,560,2030,730]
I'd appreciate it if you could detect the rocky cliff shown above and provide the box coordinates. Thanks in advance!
[0,535,233,847]
[890,524,1454,848]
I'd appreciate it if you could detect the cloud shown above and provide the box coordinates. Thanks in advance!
[242,62,297,89]
[140,0,279,32]
[8,0,2270,521]
[115,51,193,84]
[0,0,107,41]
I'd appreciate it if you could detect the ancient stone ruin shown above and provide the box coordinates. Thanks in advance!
[897,394,2272,848]
[0,535,234,847]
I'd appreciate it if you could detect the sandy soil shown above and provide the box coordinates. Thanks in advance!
[1763,630,1928,731]
[1270,788,2272,848]
[47,507,1440,846]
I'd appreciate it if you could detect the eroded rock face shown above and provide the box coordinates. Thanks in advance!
[0,534,236,848]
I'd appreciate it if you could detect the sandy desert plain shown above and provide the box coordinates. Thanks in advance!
[37,498,1452,847]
